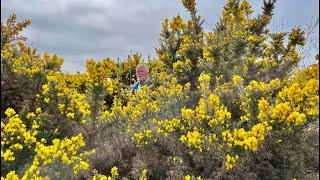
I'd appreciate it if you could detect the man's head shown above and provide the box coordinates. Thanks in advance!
[136,64,149,85]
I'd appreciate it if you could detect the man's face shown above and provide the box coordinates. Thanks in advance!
[136,65,148,84]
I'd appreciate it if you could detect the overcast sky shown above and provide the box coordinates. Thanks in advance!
[1,0,319,74]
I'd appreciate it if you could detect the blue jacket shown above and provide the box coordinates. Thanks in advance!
[130,81,152,93]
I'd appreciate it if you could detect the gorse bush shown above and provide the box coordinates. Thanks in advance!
[1,0,319,179]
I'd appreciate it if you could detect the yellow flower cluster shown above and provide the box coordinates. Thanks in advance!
[198,72,211,97]
[86,58,115,82]
[169,15,185,33]
[286,111,306,126]
[221,0,250,32]
[240,78,281,121]
[222,130,234,148]
[256,70,318,129]
[1,108,38,161]
[69,92,91,117]
[25,133,95,177]
[202,32,219,63]
[181,108,195,122]
[247,80,269,92]
[157,78,185,98]
[181,0,196,12]
[251,123,266,141]
[160,18,169,39]
[198,92,231,127]
[173,60,184,73]
[40,76,91,122]
[132,132,150,147]
[92,166,119,180]
[247,35,257,42]
[1,13,31,44]
[185,174,203,180]
[233,129,259,152]
[288,27,306,46]
[139,169,148,180]
[180,129,203,152]
[225,123,266,152]
[225,154,239,170]
[232,75,244,86]
[1,107,95,179]
[195,98,209,121]
[111,166,119,176]
[52,73,90,90]
[257,98,270,121]
[277,79,319,116]
[157,118,182,134]
[177,35,193,56]
[271,102,292,121]
[7,39,64,77]
[1,149,15,161]
[240,0,253,14]
[180,91,232,144]
[1,170,21,180]
[290,63,319,85]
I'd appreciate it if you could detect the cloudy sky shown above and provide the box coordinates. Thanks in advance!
[2,0,319,74]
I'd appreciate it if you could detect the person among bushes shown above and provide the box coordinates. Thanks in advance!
[130,64,152,93]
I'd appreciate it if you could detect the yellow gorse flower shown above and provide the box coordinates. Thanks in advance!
[111,166,119,176]
[225,154,239,170]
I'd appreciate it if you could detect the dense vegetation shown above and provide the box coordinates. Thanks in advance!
[1,0,319,179]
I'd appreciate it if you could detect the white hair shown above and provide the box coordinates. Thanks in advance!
[136,63,149,72]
